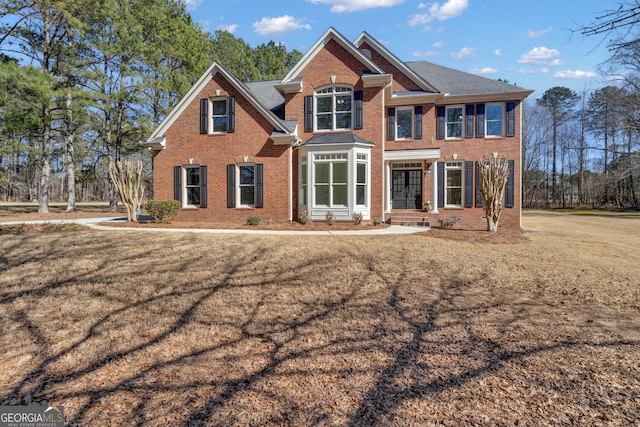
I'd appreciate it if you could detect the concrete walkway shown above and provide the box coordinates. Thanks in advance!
[0,216,429,236]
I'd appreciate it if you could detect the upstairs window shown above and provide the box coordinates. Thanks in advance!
[200,96,235,134]
[396,107,413,140]
[315,86,353,131]
[211,98,228,133]
[485,104,504,137]
[446,106,463,139]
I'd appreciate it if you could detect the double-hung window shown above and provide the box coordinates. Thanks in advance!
[315,86,353,131]
[174,165,207,208]
[356,154,367,206]
[445,161,463,207]
[200,96,235,134]
[485,103,504,137]
[396,107,413,140]
[446,106,464,139]
[239,165,255,207]
[314,153,348,207]
[211,98,228,133]
[227,163,263,208]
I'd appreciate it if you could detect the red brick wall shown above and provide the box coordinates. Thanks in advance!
[153,73,291,223]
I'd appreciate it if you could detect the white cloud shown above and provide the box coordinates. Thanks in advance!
[413,50,441,57]
[494,49,502,56]
[216,24,238,34]
[469,67,499,75]
[518,46,560,64]
[408,0,469,25]
[183,0,202,11]
[432,40,445,48]
[549,59,565,66]
[518,68,550,75]
[553,70,598,79]
[450,47,476,59]
[526,26,552,38]
[309,0,405,13]
[252,16,312,36]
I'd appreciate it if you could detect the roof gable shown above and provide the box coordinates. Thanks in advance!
[280,28,385,85]
[146,62,292,144]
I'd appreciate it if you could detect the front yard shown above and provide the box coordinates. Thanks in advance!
[1,211,639,425]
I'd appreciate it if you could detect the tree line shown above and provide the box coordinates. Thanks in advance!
[0,0,301,211]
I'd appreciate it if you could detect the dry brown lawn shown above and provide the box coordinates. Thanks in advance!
[1,208,639,426]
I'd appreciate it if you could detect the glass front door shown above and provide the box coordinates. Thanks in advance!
[392,169,422,209]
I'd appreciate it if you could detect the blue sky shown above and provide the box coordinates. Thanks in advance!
[184,0,619,98]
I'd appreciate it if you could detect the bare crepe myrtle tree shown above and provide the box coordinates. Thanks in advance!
[108,160,146,222]
[478,156,510,232]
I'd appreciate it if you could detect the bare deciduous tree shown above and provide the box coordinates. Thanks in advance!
[478,156,510,232]
[108,160,145,222]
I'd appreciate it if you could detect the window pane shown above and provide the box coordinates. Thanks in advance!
[397,109,413,139]
[240,186,254,205]
[213,117,227,132]
[335,112,351,129]
[333,184,347,205]
[487,121,503,136]
[316,114,332,130]
[447,188,462,205]
[357,163,366,184]
[315,184,329,205]
[315,163,329,184]
[336,95,351,112]
[186,168,200,186]
[212,99,226,115]
[446,107,462,122]
[316,97,332,113]
[301,164,307,185]
[447,169,462,187]
[356,185,365,205]
[239,165,254,185]
[333,162,347,184]
[486,105,502,121]
[187,187,200,206]
[447,123,462,138]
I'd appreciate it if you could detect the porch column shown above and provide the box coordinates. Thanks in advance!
[385,161,391,212]
[431,160,438,214]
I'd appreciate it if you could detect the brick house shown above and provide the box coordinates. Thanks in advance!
[143,28,532,228]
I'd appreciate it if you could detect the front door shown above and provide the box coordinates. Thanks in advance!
[392,169,422,209]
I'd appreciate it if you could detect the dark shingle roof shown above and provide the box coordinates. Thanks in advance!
[245,80,285,118]
[302,134,375,146]
[407,61,529,96]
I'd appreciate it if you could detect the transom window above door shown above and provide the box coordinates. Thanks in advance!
[315,86,353,131]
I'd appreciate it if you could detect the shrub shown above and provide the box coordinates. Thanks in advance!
[325,211,336,226]
[438,216,461,229]
[299,210,313,225]
[146,200,180,224]
[246,215,261,226]
[352,212,363,225]
[372,217,384,226]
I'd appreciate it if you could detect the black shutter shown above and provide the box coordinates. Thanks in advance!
[506,159,515,208]
[304,95,313,132]
[174,166,182,202]
[437,162,444,207]
[227,96,235,133]
[465,161,473,208]
[506,102,516,137]
[227,164,235,208]
[414,106,423,139]
[465,105,474,139]
[436,106,445,140]
[387,108,395,140]
[476,104,485,138]
[255,164,264,208]
[200,98,208,134]
[354,90,363,129]
[475,161,484,207]
[199,166,207,208]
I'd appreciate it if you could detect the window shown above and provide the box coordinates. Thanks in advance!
[356,154,367,206]
[446,106,463,139]
[396,107,413,140]
[211,98,227,132]
[485,104,504,137]
[174,165,207,208]
[313,153,348,207]
[300,162,307,205]
[315,86,353,131]
[445,161,463,207]
[239,165,255,206]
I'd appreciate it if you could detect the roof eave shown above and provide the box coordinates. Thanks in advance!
[140,135,166,151]
[436,90,534,104]
[386,92,445,106]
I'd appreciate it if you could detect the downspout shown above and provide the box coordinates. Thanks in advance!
[289,144,293,222]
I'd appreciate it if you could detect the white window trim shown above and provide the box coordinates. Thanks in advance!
[210,97,227,134]
[485,103,505,138]
[445,105,464,140]
[312,153,349,208]
[184,165,201,208]
[236,163,255,208]
[314,86,354,132]
[395,107,413,140]
[445,161,463,208]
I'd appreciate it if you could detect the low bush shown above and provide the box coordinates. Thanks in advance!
[372,217,384,226]
[246,216,261,226]
[299,211,313,225]
[146,200,180,224]
[352,212,363,225]
[438,216,461,229]
[325,211,336,226]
